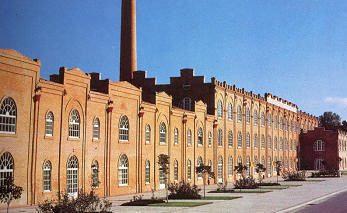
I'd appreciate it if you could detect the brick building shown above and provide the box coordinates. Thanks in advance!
[299,127,347,171]
[0,0,318,209]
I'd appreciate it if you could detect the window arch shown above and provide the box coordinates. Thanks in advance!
[246,133,250,148]
[228,103,233,120]
[67,155,78,196]
[261,112,265,126]
[238,132,242,148]
[69,110,80,138]
[187,160,192,180]
[119,116,129,141]
[237,106,242,122]
[118,155,129,186]
[208,132,212,147]
[197,157,203,178]
[45,111,54,136]
[228,130,233,147]
[145,124,151,144]
[254,110,258,125]
[314,140,325,151]
[182,97,192,111]
[160,123,167,144]
[174,128,179,145]
[43,161,52,192]
[145,161,150,184]
[218,156,223,183]
[93,117,100,140]
[254,134,258,148]
[197,127,203,146]
[218,129,223,147]
[0,152,14,187]
[246,108,250,123]
[228,156,233,176]
[174,160,178,181]
[0,97,17,134]
[187,129,192,146]
[217,101,223,118]
[91,160,99,188]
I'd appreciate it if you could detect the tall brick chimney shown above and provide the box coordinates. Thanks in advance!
[120,0,137,82]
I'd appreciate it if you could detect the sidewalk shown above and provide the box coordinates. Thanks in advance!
[2,175,347,213]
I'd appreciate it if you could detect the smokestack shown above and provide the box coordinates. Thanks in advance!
[120,0,137,82]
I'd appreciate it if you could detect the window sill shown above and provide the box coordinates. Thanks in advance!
[118,184,128,187]
[145,182,150,185]
[0,132,17,137]
[43,190,51,193]
[197,144,203,147]
[68,137,80,141]
[92,138,99,142]
[44,135,54,140]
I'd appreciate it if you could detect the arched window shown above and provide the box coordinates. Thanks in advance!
[238,156,242,166]
[274,136,278,150]
[261,135,265,148]
[268,157,272,176]
[197,128,203,146]
[268,136,272,149]
[118,155,128,186]
[246,156,250,177]
[254,156,258,165]
[268,115,272,127]
[254,134,258,148]
[174,128,178,145]
[187,160,191,180]
[159,164,165,188]
[160,123,167,144]
[254,110,258,125]
[314,140,325,151]
[228,103,233,120]
[280,118,283,130]
[69,110,80,138]
[218,156,223,183]
[274,116,278,129]
[285,119,288,131]
[208,132,212,147]
[91,160,99,188]
[187,129,192,146]
[290,120,293,132]
[45,112,54,136]
[67,156,79,197]
[182,97,192,111]
[145,124,151,144]
[238,132,242,148]
[174,160,178,181]
[280,137,283,150]
[246,108,250,123]
[290,139,293,150]
[119,116,129,141]
[145,161,150,184]
[93,118,100,140]
[43,161,52,192]
[228,156,233,176]
[197,157,203,178]
[294,122,297,133]
[290,158,293,169]
[246,133,250,148]
[0,152,14,187]
[0,97,17,134]
[261,156,265,166]
[218,101,223,118]
[228,130,233,147]
[237,106,242,122]
[218,129,223,147]
[261,112,265,126]
[285,138,288,150]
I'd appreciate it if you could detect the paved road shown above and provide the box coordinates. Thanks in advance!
[294,190,347,213]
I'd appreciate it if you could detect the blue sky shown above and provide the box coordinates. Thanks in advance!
[1,0,346,120]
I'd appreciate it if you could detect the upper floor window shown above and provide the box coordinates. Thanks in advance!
[217,101,223,118]
[45,112,54,136]
[314,140,325,151]
[274,136,278,150]
[218,129,223,147]
[246,108,250,123]
[174,128,178,145]
[246,133,250,148]
[268,136,272,149]
[280,137,283,150]
[238,132,242,148]
[228,103,233,120]
[290,120,293,132]
[285,119,288,131]
[294,122,297,133]
[187,129,192,146]
[254,110,258,125]
[0,97,17,134]
[119,116,129,141]
[237,106,242,122]
[93,118,100,140]
[280,118,283,130]
[268,115,272,127]
[261,112,265,126]
[182,97,192,111]
[274,116,278,129]
[0,152,14,187]
[290,139,293,150]
[145,124,151,144]
[160,123,167,144]
[69,110,80,138]
[208,132,212,147]
[228,130,233,147]
[285,138,288,150]
[261,134,265,148]
[197,128,203,146]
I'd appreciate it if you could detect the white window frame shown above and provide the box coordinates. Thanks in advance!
[118,155,129,186]
[228,103,233,120]
[218,129,223,147]
[246,133,250,148]
[228,156,233,176]
[197,128,203,146]
[187,129,192,146]
[43,161,52,192]
[93,118,100,140]
[237,106,242,122]
[218,156,223,183]
[0,152,14,187]
[238,132,242,148]
[67,156,78,198]
[228,130,233,147]
[119,116,129,141]
[314,140,325,151]
[174,128,178,145]
[91,160,99,188]
[145,124,151,144]
[246,108,250,123]
[0,97,17,134]
[218,101,223,118]
[68,110,80,138]
[45,112,54,137]
[160,123,166,144]
[187,160,192,180]
[208,132,212,147]
[145,161,150,184]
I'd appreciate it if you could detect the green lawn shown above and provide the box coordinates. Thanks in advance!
[305,180,325,182]
[280,184,302,187]
[201,196,242,200]
[148,201,213,207]
[258,187,288,190]
[209,190,272,193]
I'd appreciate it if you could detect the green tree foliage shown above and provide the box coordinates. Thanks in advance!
[319,112,341,130]
[0,177,23,213]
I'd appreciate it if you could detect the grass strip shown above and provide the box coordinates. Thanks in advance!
[258,187,287,190]
[280,184,302,187]
[201,196,242,200]
[209,190,271,193]
[305,180,325,182]
[149,201,212,207]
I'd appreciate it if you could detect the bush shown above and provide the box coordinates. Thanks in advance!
[256,182,281,186]
[216,181,228,192]
[311,169,339,177]
[37,190,112,213]
[282,171,306,181]
[234,177,258,189]
[168,181,201,199]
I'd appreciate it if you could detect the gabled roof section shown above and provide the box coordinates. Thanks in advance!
[0,49,40,66]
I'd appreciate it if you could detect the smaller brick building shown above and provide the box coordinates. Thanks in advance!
[299,127,347,171]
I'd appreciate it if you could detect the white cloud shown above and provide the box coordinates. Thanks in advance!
[324,97,347,107]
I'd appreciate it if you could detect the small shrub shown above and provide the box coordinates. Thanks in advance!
[256,182,281,186]
[216,181,228,192]
[282,171,306,181]
[234,177,258,189]
[311,169,339,178]
[168,181,201,199]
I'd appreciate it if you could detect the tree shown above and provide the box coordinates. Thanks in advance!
[196,164,215,198]
[158,154,169,203]
[319,112,341,130]
[275,161,282,184]
[255,163,266,183]
[0,177,23,213]
[341,120,347,132]
[234,163,247,179]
